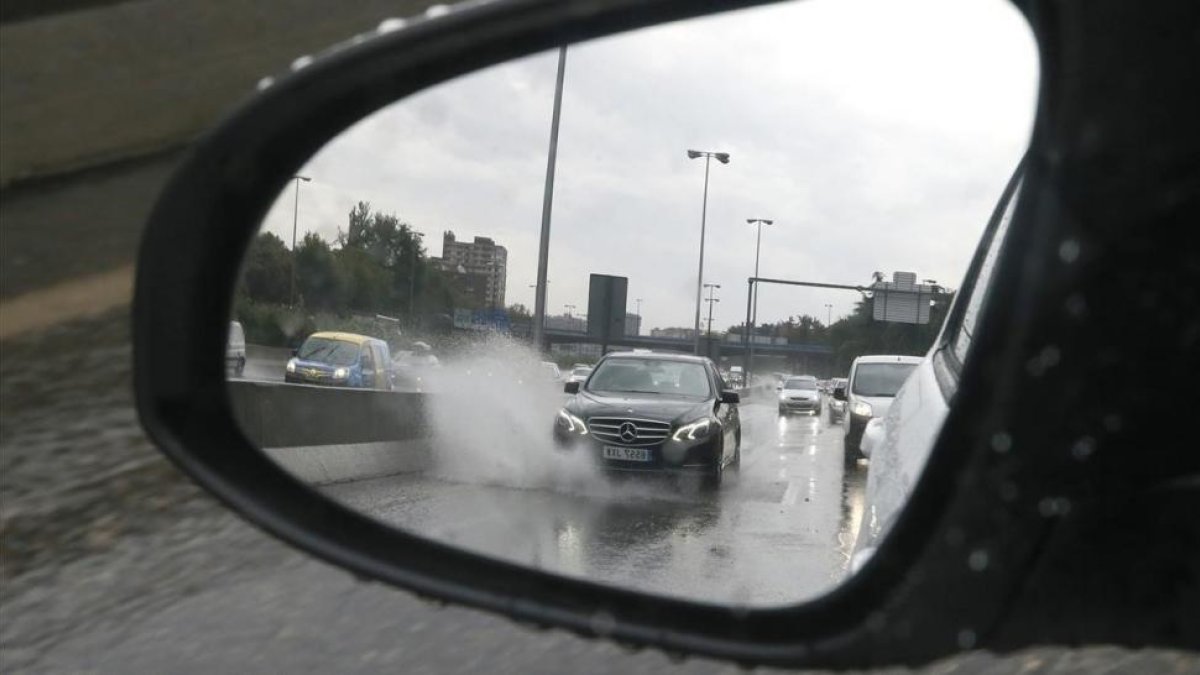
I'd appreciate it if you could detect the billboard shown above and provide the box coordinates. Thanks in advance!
[453,308,511,332]
[871,271,934,325]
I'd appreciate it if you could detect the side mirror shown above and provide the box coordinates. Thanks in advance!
[563,381,580,394]
[291,349,298,357]
[775,384,783,392]
[833,386,847,401]
[720,390,740,404]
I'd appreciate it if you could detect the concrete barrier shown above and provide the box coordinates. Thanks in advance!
[229,378,773,485]
[228,380,431,485]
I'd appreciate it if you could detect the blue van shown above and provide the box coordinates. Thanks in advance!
[284,331,393,390]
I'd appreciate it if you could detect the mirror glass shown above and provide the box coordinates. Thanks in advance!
[227,0,1035,606]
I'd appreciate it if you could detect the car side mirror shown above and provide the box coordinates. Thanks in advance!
[775,385,783,391]
[720,390,740,404]
[563,381,580,394]
[291,349,298,357]
[833,387,847,401]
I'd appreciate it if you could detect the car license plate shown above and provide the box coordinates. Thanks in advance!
[603,446,651,462]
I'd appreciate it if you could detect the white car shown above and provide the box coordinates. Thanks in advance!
[850,169,1022,573]
[837,355,923,464]
[777,375,822,416]
[541,361,564,382]
[566,366,593,384]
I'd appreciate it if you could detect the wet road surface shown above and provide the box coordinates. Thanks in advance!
[325,403,865,606]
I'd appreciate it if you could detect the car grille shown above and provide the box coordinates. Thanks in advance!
[587,417,672,447]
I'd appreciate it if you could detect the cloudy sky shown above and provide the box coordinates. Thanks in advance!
[260,0,1037,332]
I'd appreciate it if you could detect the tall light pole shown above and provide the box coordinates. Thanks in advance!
[745,217,773,373]
[687,149,730,354]
[825,303,833,326]
[635,298,643,336]
[288,174,312,307]
[564,303,576,318]
[408,231,426,317]
[704,283,721,338]
[532,46,568,352]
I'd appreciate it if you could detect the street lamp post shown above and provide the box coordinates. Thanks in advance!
[635,298,642,336]
[825,303,833,327]
[687,149,730,355]
[532,46,569,352]
[704,283,721,339]
[288,174,312,307]
[408,231,425,317]
[745,217,773,375]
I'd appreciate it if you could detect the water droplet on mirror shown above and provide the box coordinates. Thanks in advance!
[1058,238,1081,263]
[1038,496,1072,517]
[967,549,989,571]
[378,17,408,33]
[425,4,451,18]
[256,76,275,91]
[990,433,1012,453]
[957,628,978,649]
[1065,293,1087,318]
[291,54,314,71]
[1070,436,1096,461]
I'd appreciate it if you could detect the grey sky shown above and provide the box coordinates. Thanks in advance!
[260,0,1037,332]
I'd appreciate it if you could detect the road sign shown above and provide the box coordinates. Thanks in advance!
[587,274,628,353]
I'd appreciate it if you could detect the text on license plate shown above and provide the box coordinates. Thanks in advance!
[603,446,652,462]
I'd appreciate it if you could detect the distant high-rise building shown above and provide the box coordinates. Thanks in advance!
[436,231,507,308]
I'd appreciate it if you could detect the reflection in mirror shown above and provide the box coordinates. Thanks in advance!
[227,0,1035,606]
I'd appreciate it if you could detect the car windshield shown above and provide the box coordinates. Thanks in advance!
[851,363,918,397]
[586,358,711,397]
[784,378,817,390]
[297,338,361,367]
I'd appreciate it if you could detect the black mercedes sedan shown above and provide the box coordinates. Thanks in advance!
[553,352,741,489]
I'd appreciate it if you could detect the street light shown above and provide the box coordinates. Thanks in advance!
[408,231,425,316]
[687,149,730,354]
[704,283,721,338]
[564,303,576,318]
[635,298,643,336]
[532,46,569,351]
[745,217,773,373]
[825,303,833,326]
[288,174,312,307]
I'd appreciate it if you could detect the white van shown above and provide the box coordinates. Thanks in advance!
[836,354,923,464]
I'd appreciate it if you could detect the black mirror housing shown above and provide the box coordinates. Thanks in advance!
[833,387,847,401]
[720,390,740,404]
[564,381,580,394]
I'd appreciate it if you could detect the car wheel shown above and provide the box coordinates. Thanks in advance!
[702,451,724,491]
[843,435,860,468]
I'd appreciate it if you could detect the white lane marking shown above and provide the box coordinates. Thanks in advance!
[782,480,802,506]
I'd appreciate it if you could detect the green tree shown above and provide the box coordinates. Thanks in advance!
[238,232,291,304]
[295,232,344,312]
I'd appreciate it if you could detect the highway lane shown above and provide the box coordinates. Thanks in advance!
[323,402,864,606]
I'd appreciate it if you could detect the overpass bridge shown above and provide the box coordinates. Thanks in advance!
[541,328,833,357]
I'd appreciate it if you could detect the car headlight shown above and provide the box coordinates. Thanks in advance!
[333,367,349,379]
[556,409,588,435]
[286,358,297,373]
[672,417,717,442]
[851,400,873,417]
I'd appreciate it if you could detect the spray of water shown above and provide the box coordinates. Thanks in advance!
[420,334,598,490]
